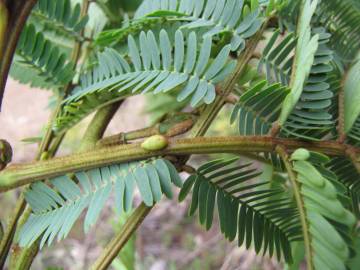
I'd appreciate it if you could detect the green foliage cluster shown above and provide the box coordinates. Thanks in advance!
[0,0,360,269]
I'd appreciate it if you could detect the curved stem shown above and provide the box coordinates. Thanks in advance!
[0,0,38,110]
[78,102,122,152]
[276,145,313,270]
[91,203,152,270]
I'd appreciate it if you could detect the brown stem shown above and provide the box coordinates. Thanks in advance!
[0,0,38,110]
[0,136,355,192]
[97,116,195,147]
[91,203,152,270]
[345,147,360,174]
[337,75,347,143]
[6,1,92,268]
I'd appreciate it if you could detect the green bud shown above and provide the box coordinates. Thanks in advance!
[141,135,168,151]
[0,139,12,170]
[291,148,310,161]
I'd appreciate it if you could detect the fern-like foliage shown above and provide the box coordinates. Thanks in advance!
[317,0,360,60]
[348,117,360,144]
[54,29,235,133]
[290,149,356,270]
[231,80,290,135]
[13,24,75,88]
[281,28,336,140]
[32,0,89,40]
[278,0,319,127]
[343,60,360,145]
[98,0,263,51]
[258,30,296,86]
[326,157,360,217]
[281,0,360,60]
[19,158,182,248]
[258,24,337,140]
[179,157,302,263]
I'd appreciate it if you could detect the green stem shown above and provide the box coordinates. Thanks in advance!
[97,115,195,147]
[276,145,313,270]
[191,24,266,137]
[91,203,152,270]
[0,195,26,267]
[7,1,92,268]
[93,0,120,24]
[78,102,122,152]
[0,136,353,192]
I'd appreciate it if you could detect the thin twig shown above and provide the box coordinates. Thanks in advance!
[337,76,347,143]
[276,145,313,270]
[91,203,152,270]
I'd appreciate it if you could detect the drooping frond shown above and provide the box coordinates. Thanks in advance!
[19,158,182,248]
[343,60,360,145]
[54,29,235,133]
[317,0,360,60]
[258,30,296,86]
[326,157,360,217]
[258,21,338,141]
[31,0,89,40]
[12,24,75,88]
[281,28,337,140]
[278,0,319,126]
[179,157,302,263]
[231,80,290,135]
[290,149,356,270]
[98,0,263,51]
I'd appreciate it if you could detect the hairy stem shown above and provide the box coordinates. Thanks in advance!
[337,76,347,143]
[91,203,152,270]
[0,195,26,267]
[277,145,313,270]
[97,115,195,147]
[0,136,354,192]
[7,1,92,268]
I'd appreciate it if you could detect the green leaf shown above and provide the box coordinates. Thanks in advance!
[55,30,234,133]
[279,0,319,125]
[179,157,300,263]
[290,150,356,269]
[12,24,75,89]
[19,158,180,247]
[344,60,360,133]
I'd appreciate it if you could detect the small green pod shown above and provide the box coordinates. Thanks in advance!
[291,148,310,161]
[141,135,168,151]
